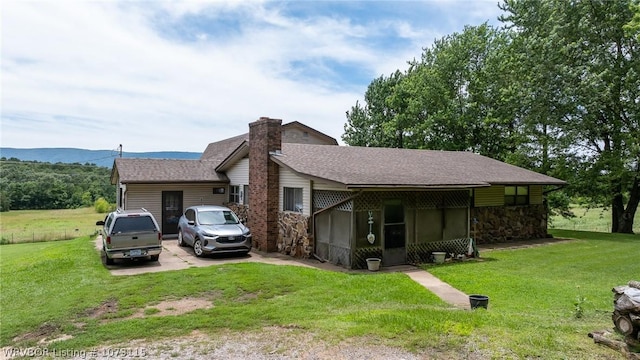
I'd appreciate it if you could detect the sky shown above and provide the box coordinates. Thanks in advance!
[1,0,505,153]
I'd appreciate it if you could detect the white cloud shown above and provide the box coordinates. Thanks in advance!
[1,0,505,152]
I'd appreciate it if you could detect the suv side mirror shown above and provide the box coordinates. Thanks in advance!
[96,220,105,226]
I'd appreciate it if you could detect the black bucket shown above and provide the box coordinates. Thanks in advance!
[469,295,489,309]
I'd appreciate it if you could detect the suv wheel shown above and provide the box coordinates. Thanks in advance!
[177,230,185,247]
[193,238,204,257]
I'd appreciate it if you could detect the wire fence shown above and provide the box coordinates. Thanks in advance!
[0,227,100,245]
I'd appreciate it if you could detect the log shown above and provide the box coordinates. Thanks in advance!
[589,331,640,359]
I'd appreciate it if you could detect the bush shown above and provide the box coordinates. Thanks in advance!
[94,198,115,213]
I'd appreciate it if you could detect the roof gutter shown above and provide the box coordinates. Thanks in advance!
[543,184,566,195]
[345,184,490,190]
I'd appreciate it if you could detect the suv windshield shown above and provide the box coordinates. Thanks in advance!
[198,210,239,225]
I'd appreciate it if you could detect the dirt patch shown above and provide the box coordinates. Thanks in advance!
[90,327,433,360]
[128,297,213,319]
[12,323,61,343]
[83,298,118,319]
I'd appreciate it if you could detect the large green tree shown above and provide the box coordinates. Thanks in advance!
[344,24,518,161]
[343,70,409,148]
[501,0,640,233]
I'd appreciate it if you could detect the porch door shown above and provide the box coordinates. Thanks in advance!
[383,200,406,266]
[162,191,183,235]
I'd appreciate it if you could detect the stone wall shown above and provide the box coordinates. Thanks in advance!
[225,203,248,224]
[471,204,549,244]
[277,212,312,258]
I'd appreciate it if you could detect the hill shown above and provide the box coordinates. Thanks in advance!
[0,148,201,168]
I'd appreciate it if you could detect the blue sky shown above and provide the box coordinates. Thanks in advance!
[1,1,505,152]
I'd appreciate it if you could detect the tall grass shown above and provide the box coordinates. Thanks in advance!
[0,208,102,244]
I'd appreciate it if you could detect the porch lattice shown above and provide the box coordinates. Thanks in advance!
[407,238,472,264]
[353,247,383,270]
[313,190,353,212]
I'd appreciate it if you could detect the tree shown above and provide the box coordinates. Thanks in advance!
[500,0,640,233]
[343,70,410,148]
[343,24,519,161]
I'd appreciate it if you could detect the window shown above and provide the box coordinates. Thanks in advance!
[243,185,249,205]
[505,185,529,205]
[229,185,240,203]
[185,209,195,222]
[284,187,303,212]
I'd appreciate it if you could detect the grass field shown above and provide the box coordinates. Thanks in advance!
[549,205,640,233]
[0,208,102,244]
[1,229,638,359]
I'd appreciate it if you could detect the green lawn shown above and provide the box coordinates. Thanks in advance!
[1,230,638,359]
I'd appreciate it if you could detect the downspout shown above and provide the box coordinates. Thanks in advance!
[311,190,363,262]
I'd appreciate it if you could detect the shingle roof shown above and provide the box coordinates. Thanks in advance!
[114,158,226,183]
[273,144,566,188]
[200,133,248,161]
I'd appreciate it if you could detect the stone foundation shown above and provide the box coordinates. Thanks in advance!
[277,212,312,258]
[471,204,548,244]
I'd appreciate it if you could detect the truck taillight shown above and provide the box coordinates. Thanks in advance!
[158,233,162,241]
[106,236,111,245]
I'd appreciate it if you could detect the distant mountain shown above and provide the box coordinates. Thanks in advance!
[0,148,201,168]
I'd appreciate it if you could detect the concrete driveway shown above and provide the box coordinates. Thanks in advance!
[95,236,334,276]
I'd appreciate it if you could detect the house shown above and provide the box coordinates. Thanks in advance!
[110,117,565,269]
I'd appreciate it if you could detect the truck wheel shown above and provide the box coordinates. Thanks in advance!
[103,250,114,265]
[193,239,204,257]
[150,254,159,261]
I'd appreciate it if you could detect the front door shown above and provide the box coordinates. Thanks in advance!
[162,191,183,235]
[383,200,406,266]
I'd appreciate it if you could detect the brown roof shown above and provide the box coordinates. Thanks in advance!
[273,144,566,188]
[199,121,337,161]
[200,133,248,161]
[283,121,338,145]
[113,158,226,184]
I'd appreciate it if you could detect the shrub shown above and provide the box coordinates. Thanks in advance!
[94,197,115,213]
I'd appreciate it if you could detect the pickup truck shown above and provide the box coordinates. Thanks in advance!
[96,208,162,265]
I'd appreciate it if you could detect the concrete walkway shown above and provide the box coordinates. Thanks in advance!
[96,237,471,309]
[402,269,471,309]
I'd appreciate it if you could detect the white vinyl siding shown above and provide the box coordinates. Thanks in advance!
[124,183,226,228]
[226,158,250,204]
[313,180,347,191]
[226,158,249,185]
[279,167,311,216]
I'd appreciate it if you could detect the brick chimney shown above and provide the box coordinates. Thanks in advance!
[248,117,282,252]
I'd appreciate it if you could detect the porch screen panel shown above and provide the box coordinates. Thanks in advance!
[329,209,351,267]
[415,209,443,243]
[444,207,468,240]
[315,211,330,260]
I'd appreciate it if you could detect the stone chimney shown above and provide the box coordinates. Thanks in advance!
[248,117,282,252]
